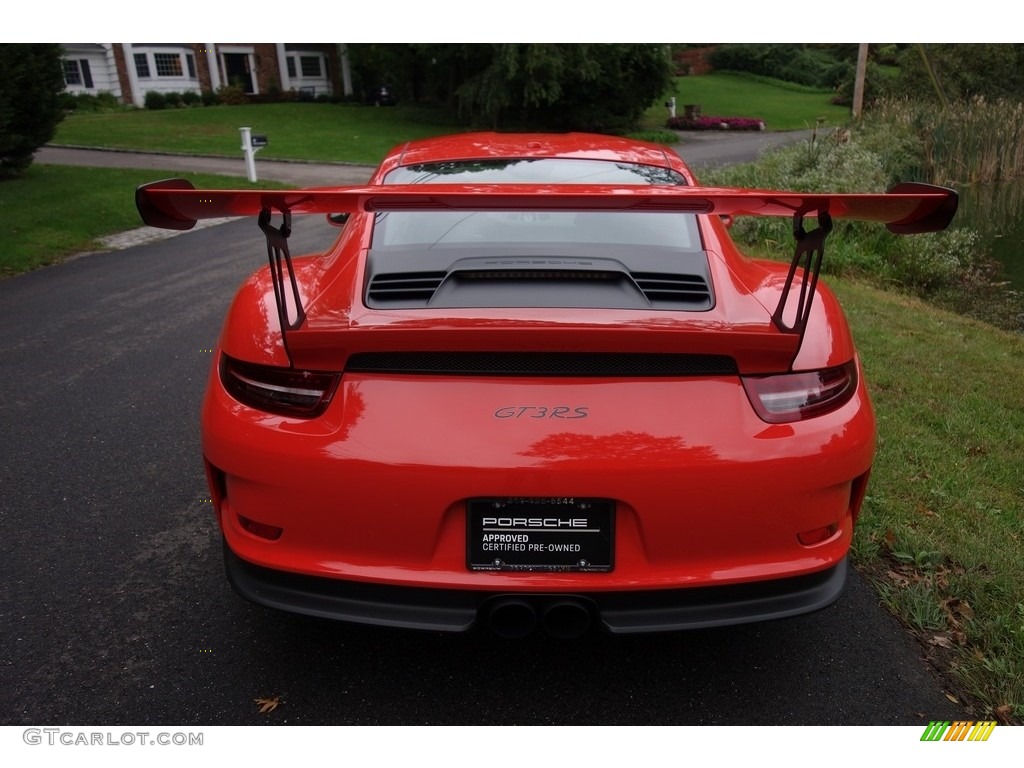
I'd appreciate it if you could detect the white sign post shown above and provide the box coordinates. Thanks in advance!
[239,127,268,183]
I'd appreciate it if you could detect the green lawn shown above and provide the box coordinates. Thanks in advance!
[643,73,850,132]
[1,165,287,274]
[53,103,460,166]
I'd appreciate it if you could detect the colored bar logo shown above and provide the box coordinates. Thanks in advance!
[920,721,997,741]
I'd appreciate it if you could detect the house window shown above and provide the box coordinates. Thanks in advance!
[63,59,82,85]
[134,53,151,78]
[286,57,296,79]
[300,56,322,78]
[154,53,183,77]
[186,53,196,79]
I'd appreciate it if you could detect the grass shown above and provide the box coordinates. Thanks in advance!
[642,72,850,132]
[52,103,461,166]
[828,277,1024,723]
[0,165,287,274]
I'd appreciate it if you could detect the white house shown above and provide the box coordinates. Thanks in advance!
[60,43,346,106]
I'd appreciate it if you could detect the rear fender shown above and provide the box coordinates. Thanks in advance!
[220,258,321,367]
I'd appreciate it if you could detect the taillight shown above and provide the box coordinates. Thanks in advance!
[742,361,858,424]
[219,355,339,418]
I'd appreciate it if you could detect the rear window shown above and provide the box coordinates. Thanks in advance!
[375,158,701,251]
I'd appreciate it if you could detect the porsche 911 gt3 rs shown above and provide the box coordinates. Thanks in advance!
[137,132,957,638]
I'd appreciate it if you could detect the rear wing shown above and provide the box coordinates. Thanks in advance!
[137,179,957,367]
[137,179,956,234]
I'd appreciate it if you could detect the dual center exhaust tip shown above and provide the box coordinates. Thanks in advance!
[486,596,594,639]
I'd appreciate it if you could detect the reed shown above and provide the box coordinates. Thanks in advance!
[870,98,1024,184]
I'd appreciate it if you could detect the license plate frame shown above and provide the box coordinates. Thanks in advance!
[467,497,614,572]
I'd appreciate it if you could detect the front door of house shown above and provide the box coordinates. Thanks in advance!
[223,53,254,94]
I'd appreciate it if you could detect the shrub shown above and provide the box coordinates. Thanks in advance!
[625,130,679,145]
[700,130,910,278]
[58,91,77,111]
[832,60,898,107]
[180,90,201,107]
[216,84,248,105]
[144,90,167,110]
[889,228,977,291]
[200,89,218,106]
[698,126,1023,330]
[90,91,124,111]
[0,44,66,178]
[64,91,125,112]
[710,44,851,89]
[855,109,926,184]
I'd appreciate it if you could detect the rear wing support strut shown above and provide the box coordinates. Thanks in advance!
[772,211,833,339]
[258,209,306,367]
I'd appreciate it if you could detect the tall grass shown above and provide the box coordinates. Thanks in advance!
[870,98,1024,184]
[700,127,1024,332]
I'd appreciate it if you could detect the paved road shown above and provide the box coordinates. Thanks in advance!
[2,136,967,725]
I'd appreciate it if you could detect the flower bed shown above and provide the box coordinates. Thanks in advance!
[667,116,766,131]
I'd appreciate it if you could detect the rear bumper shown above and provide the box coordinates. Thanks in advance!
[225,542,848,635]
[205,369,875,592]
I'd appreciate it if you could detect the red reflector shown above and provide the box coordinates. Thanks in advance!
[238,514,283,541]
[797,523,839,546]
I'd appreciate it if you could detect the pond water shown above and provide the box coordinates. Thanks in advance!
[955,182,1024,291]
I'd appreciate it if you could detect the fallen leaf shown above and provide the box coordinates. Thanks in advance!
[994,704,1014,723]
[255,696,280,713]
[929,634,953,648]
[885,569,910,587]
[945,693,960,704]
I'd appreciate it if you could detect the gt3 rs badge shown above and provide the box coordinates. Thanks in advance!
[494,406,588,419]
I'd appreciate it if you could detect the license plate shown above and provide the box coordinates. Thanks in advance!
[467,497,614,572]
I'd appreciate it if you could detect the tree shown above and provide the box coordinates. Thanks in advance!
[346,44,673,133]
[455,44,673,132]
[892,44,1024,102]
[0,44,67,179]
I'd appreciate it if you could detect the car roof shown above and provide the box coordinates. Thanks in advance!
[375,132,689,179]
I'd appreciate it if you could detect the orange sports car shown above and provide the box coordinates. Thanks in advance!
[137,133,956,638]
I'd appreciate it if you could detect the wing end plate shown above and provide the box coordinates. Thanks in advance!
[136,178,198,231]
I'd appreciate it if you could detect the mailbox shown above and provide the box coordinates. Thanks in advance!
[251,134,269,148]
